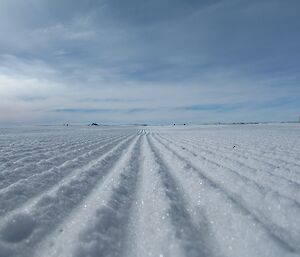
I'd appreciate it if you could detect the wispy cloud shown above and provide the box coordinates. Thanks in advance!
[178,103,242,112]
[54,107,155,114]
[54,108,115,114]
[0,0,299,124]
[77,98,152,103]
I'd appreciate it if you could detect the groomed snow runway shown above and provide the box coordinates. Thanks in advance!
[0,124,299,257]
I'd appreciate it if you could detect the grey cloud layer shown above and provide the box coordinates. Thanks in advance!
[0,0,299,124]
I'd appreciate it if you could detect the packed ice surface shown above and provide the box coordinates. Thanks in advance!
[0,124,299,257]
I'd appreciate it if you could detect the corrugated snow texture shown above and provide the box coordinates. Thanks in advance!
[0,124,299,257]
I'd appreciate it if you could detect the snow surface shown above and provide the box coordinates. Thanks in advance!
[0,124,299,257]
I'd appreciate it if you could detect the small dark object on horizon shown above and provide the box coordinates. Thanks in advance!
[91,123,99,126]
[233,145,236,148]
[184,123,186,126]
[173,124,176,126]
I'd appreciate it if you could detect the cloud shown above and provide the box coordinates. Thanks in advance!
[54,107,154,114]
[179,103,242,112]
[0,0,299,124]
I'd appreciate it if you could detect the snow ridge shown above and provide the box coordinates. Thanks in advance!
[0,125,299,257]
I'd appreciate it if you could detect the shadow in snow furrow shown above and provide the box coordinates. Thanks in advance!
[9,138,88,165]
[0,145,53,164]
[158,134,300,203]
[156,135,270,191]
[6,137,103,170]
[235,145,300,169]
[194,136,300,171]
[151,133,299,254]
[0,134,128,195]
[0,135,131,217]
[0,134,125,186]
[179,136,300,182]
[157,134,300,208]
[184,134,300,165]
[147,135,214,257]
[0,138,77,168]
[178,137,300,187]
[0,135,137,257]
[73,136,143,257]
[0,135,125,191]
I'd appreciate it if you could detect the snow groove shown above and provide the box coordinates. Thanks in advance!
[0,134,131,216]
[0,134,137,257]
[175,135,300,185]
[125,134,184,257]
[34,134,142,257]
[73,135,143,257]
[0,134,125,190]
[151,133,300,255]
[147,134,215,257]
[0,125,299,257]
[157,134,300,203]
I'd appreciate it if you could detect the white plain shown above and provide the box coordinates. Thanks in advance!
[0,124,299,257]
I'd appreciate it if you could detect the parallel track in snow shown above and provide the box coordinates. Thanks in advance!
[0,134,125,190]
[0,125,299,257]
[152,133,300,253]
[156,134,300,202]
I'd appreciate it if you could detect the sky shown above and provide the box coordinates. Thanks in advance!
[0,0,299,125]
